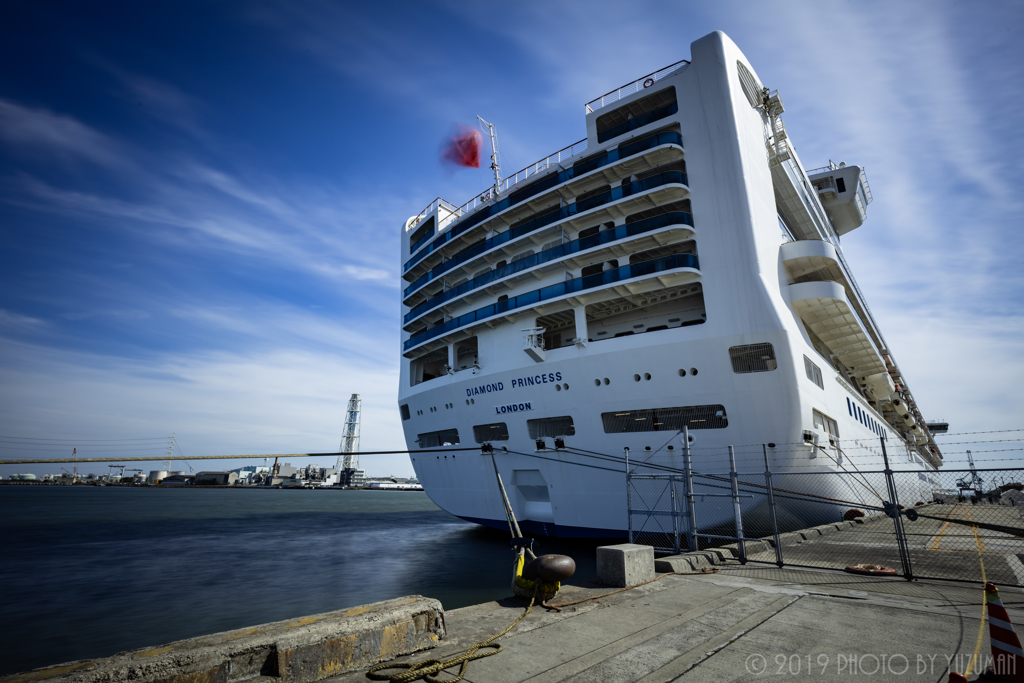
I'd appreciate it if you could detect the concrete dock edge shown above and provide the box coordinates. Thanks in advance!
[0,595,444,683]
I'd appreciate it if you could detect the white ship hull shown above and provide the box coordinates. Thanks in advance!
[396,31,941,538]
[402,330,937,537]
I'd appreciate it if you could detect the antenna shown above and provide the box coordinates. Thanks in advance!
[476,115,502,196]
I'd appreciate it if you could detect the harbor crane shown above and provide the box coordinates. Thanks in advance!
[335,394,362,486]
[955,449,984,493]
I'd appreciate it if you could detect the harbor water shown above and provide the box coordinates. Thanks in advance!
[0,486,603,676]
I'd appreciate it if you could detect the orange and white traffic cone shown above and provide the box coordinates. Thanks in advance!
[983,582,1024,681]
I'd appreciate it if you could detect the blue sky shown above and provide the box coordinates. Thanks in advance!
[1,1,1022,478]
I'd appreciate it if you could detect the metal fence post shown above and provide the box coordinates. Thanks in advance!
[625,447,632,544]
[762,444,784,568]
[728,445,747,564]
[881,437,914,581]
[683,427,698,551]
[671,475,680,554]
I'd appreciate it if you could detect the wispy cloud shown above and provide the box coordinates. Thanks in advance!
[0,98,131,169]
[0,334,408,477]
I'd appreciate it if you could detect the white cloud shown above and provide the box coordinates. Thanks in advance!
[0,334,410,478]
[0,98,135,170]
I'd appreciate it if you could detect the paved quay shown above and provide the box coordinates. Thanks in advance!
[9,504,1024,683]
[330,562,1017,683]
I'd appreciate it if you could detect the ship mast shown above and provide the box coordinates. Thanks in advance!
[476,115,502,196]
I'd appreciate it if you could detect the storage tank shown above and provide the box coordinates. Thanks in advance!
[148,470,169,484]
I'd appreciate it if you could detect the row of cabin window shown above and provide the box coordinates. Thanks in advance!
[410,404,729,447]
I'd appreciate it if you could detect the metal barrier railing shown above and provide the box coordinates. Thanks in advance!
[627,432,1024,586]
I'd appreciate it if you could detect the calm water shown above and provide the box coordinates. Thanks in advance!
[0,486,604,675]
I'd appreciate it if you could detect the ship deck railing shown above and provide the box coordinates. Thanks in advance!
[403,252,699,354]
[405,138,590,246]
[403,132,684,282]
[584,59,690,114]
[403,211,694,327]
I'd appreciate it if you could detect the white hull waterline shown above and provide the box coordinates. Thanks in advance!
[396,31,942,538]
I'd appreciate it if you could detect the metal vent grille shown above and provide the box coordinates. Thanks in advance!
[601,405,728,433]
[417,429,460,448]
[736,61,762,108]
[729,343,777,373]
[472,422,509,443]
[527,416,576,439]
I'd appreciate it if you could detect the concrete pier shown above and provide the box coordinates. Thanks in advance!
[0,596,444,683]
[325,565,1007,682]
[7,510,1021,683]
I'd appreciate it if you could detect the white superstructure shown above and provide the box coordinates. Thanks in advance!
[397,31,941,537]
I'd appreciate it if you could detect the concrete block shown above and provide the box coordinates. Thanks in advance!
[655,555,701,573]
[813,524,836,536]
[654,550,723,573]
[1,595,444,683]
[799,529,822,540]
[717,543,741,558]
[775,532,804,547]
[597,543,655,587]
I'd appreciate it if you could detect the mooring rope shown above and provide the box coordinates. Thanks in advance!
[366,588,539,683]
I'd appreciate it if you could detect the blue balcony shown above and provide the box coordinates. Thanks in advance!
[403,166,688,297]
[597,102,679,144]
[403,131,683,273]
[403,252,699,352]
[404,211,694,324]
[409,230,435,255]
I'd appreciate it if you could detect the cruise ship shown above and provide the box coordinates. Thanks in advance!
[396,31,942,537]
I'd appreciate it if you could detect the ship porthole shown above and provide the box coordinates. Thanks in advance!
[563,383,569,390]
[644,373,651,381]
[594,379,600,386]
[466,399,470,405]
[678,369,686,377]
[556,384,562,391]
[603,378,610,385]
[634,374,641,382]
[690,368,698,375]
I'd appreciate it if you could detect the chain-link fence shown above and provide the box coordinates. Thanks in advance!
[628,447,1024,585]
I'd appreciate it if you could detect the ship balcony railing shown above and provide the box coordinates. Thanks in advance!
[403,131,684,276]
[597,102,678,144]
[585,59,690,114]
[406,197,460,251]
[403,212,694,327]
[406,139,590,262]
[404,164,689,297]
[402,252,700,354]
[403,181,690,308]
[811,175,837,199]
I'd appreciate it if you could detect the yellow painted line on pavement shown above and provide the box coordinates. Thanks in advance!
[966,506,988,676]
[929,504,958,551]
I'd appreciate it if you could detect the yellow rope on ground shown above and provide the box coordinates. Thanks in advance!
[367,589,539,683]
[964,505,988,676]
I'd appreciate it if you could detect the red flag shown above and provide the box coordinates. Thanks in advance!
[441,126,481,168]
